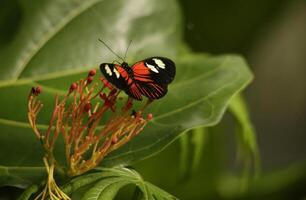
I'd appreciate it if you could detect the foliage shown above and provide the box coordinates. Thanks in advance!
[18,167,177,200]
[0,0,256,199]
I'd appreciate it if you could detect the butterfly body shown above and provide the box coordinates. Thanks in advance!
[100,57,175,100]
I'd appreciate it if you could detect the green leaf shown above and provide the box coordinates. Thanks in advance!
[105,54,253,166]
[93,180,131,200]
[0,0,254,190]
[80,177,128,200]
[191,128,206,172]
[62,172,119,195]
[0,0,182,82]
[178,132,190,178]
[229,95,256,152]
[0,166,45,188]
[0,53,253,188]
[16,184,38,200]
[178,128,207,180]
[228,94,261,189]
[145,182,177,200]
[61,167,177,200]
[18,167,176,199]
[0,0,182,188]
[229,94,260,170]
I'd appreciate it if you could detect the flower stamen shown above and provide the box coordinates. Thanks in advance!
[28,69,153,199]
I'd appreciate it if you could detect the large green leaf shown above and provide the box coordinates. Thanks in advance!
[0,53,253,188]
[0,0,181,82]
[0,0,181,187]
[0,0,253,189]
[105,54,253,166]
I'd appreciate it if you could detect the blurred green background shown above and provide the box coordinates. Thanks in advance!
[132,0,306,199]
[1,0,306,199]
[180,0,306,176]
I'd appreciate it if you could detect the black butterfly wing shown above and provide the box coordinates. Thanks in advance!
[124,82,143,100]
[144,57,176,85]
[99,63,130,90]
[130,57,175,99]
[136,82,168,99]
[100,63,143,100]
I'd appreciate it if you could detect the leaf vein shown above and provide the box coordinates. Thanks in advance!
[14,0,104,79]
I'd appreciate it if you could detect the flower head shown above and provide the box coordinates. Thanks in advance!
[27,69,153,199]
[28,69,152,176]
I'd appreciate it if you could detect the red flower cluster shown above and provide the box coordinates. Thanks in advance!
[27,69,153,199]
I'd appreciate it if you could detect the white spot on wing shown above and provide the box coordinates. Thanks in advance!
[113,68,120,79]
[146,63,159,73]
[153,58,166,69]
[105,65,112,76]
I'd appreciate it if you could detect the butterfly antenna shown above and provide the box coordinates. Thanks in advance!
[123,40,133,61]
[98,38,124,62]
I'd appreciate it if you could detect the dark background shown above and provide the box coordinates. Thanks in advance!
[133,0,306,199]
[180,0,306,170]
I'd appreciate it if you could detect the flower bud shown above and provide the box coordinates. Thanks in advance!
[31,87,36,95]
[88,69,96,77]
[99,93,107,100]
[147,113,153,120]
[87,76,94,84]
[31,86,42,96]
[84,102,91,112]
[70,82,78,92]
[111,136,118,144]
[35,86,42,94]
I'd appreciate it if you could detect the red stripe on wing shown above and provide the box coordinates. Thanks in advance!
[131,62,153,82]
[136,82,167,99]
[116,66,134,85]
[126,83,142,100]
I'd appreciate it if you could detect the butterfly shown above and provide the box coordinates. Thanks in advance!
[100,57,175,101]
